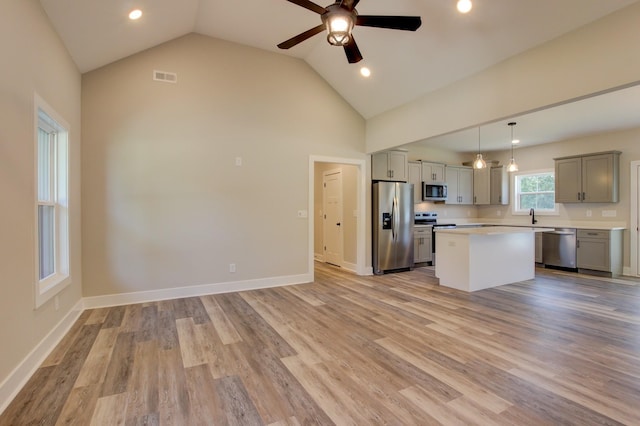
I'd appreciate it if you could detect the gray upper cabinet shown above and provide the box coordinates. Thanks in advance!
[446,166,473,205]
[473,168,490,205]
[421,162,445,183]
[372,150,408,182]
[408,162,423,204]
[490,166,509,205]
[554,151,620,203]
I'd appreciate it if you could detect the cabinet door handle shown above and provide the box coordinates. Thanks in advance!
[577,192,581,201]
[577,240,580,248]
[582,192,585,201]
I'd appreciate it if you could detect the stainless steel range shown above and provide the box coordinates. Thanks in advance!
[414,212,456,265]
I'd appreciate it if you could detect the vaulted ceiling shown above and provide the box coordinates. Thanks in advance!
[40,0,640,151]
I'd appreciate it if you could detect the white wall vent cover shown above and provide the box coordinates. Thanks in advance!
[153,70,177,83]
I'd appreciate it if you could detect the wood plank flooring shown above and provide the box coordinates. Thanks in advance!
[2,263,640,425]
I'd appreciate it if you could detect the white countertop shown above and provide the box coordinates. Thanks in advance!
[436,226,555,235]
[435,218,626,231]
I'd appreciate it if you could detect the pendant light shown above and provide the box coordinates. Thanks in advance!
[507,122,519,172]
[473,126,487,169]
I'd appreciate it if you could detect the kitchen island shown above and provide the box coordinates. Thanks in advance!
[435,226,552,292]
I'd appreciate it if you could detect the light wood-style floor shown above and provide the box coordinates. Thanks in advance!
[2,263,640,425]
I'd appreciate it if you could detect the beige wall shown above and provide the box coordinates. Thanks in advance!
[367,2,640,153]
[0,1,82,384]
[81,33,366,297]
[314,163,359,267]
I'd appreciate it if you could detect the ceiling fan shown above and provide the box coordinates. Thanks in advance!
[277,0,422,64]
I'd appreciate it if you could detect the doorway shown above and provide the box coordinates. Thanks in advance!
[309,156,368,280]
[323,169,343,266]
[631,160,640,276]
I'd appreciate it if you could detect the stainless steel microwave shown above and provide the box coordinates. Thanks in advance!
[423,183,447,201]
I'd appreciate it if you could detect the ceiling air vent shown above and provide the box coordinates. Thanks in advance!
[153,70,177,83]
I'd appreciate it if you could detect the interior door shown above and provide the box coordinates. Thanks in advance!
[323,170,343,266]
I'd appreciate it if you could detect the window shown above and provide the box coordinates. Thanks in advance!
[35,95,70,307]
[512,170,558,214]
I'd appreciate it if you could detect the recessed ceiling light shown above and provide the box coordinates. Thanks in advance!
[457,0,472,14]
[512,139,520,145]
[360,67,371,78]
[129,9,142,20]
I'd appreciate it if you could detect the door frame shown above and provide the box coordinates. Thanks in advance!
[309,156,368,280]
[630,160,640,276]
[322,168,343,267]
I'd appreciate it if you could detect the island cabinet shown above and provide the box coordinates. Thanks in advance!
[421,162,445,183]
[490,166,509,205]
[554,151,620,203]
[372,150,408,182]
[408,162,423,204]
[473,168,490,205]
[445,166,473,204]
[414,228,432,264]
[577,229,623,276]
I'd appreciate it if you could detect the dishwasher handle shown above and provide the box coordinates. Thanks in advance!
[544,230,576,235]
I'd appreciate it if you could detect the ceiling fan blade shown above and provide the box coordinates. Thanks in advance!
[277,24,325,49]
[356,15,422,31]
[285,0,327,15]
[343,37,363,64]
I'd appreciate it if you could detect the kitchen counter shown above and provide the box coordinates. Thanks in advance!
[436,219,626,231]
[437,226,554,235]
[435,226,541,292]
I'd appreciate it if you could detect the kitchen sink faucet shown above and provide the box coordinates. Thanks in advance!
[530,208,537,224]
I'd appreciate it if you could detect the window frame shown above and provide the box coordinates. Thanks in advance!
[511,168,559,216]
[34,94,71,308]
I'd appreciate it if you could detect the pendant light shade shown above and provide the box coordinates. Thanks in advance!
[507,122,519,172]
[473,127,486,169]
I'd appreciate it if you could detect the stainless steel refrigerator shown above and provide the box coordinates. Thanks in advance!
[373,182,414,274]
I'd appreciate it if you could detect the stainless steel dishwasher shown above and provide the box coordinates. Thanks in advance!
[542,228,577,269]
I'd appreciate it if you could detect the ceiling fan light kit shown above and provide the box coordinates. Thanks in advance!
[324,5,355,46]
[278,0,422,64]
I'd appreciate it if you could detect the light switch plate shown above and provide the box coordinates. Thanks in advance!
[297,210,308,218]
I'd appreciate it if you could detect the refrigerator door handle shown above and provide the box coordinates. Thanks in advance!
[393,196,400,241]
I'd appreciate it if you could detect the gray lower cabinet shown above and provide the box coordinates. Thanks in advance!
[414,228,432,264]
[576,229,622,276]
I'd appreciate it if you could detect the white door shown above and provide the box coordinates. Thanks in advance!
[323,170,343,266]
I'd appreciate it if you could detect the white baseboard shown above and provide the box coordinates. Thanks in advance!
[622,266,634,276]
[362,266,374,276]
[83,273,313,309]
[342,261,358,273]
[0,300,83,415]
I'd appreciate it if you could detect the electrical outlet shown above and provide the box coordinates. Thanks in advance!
[235,157,242,166]
[602,210,617,217]
[586,210,592,217]
[229,263,236,273]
